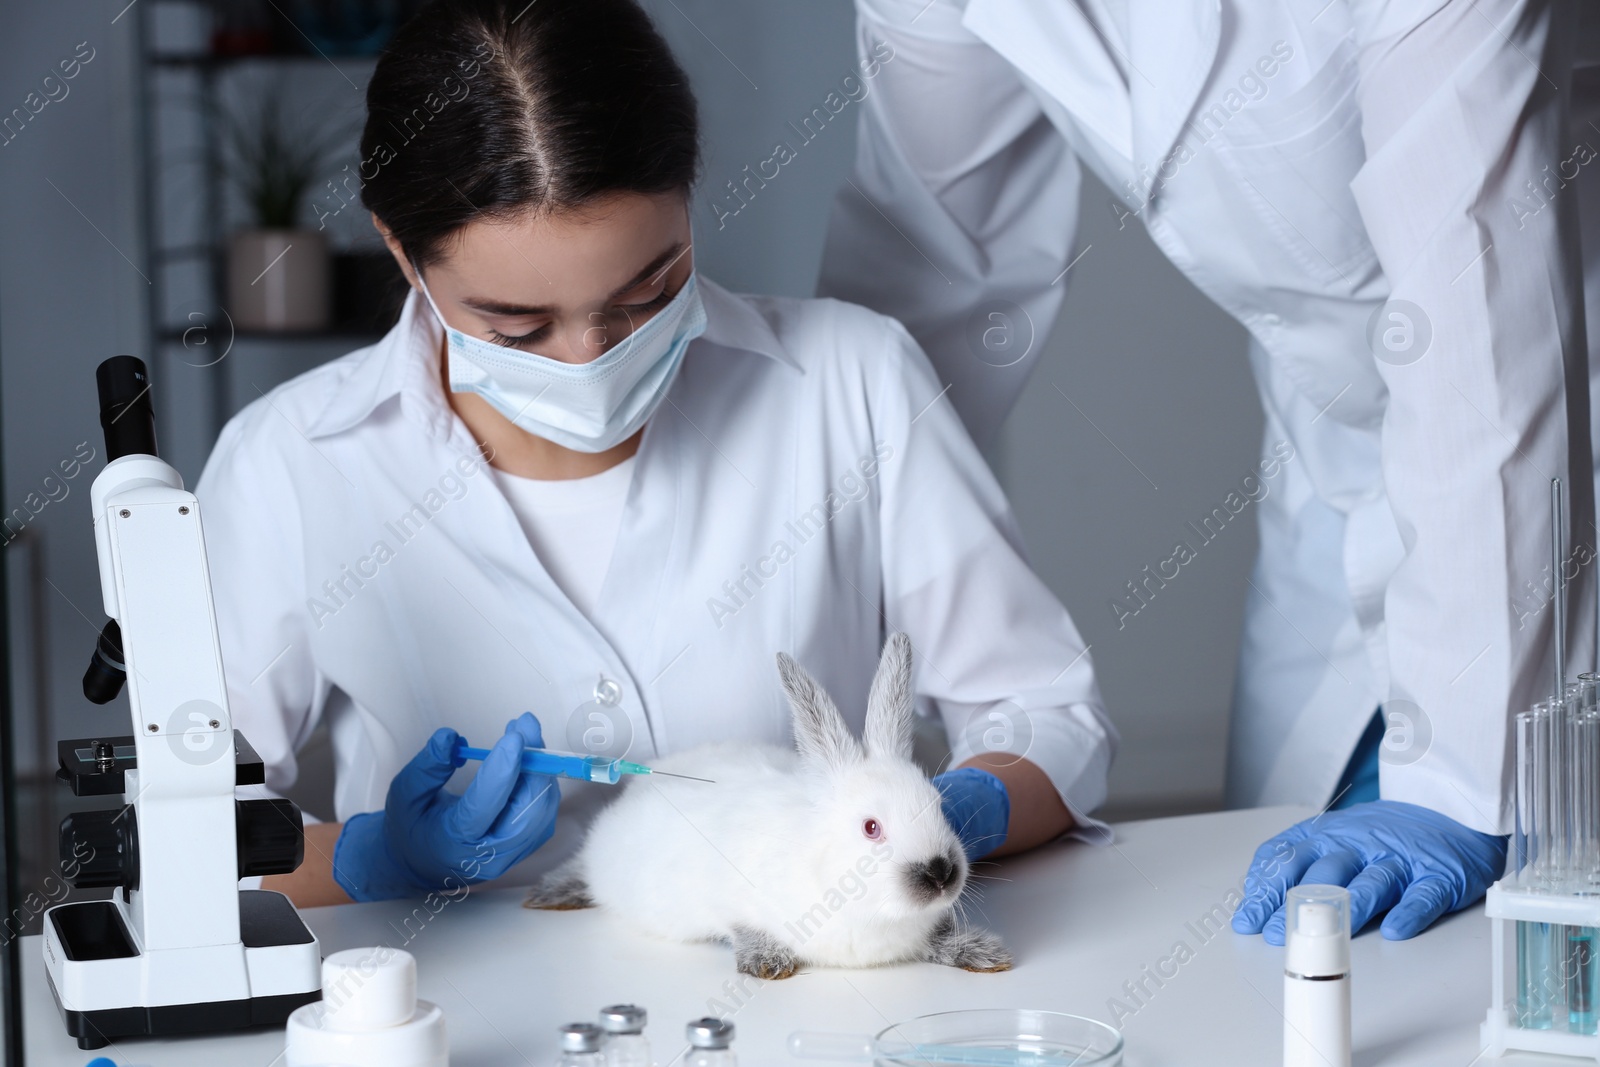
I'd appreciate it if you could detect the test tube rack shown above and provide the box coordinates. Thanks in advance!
[1483,677,1600,1059]
[1483,885,1600,1059]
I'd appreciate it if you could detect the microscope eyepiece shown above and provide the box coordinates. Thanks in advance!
[95,355,158,461]
[82,619,125,705]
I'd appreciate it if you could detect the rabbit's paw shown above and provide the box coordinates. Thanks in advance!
[925,914,1013,973]
[523,862,595,911]
[732,924,801,980]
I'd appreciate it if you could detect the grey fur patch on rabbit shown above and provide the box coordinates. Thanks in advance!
[925,913,1014,972]
[732,924,802,980]
[775,651,861,769]
[522,859,594,911]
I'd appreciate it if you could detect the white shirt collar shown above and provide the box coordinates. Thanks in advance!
[303,274,800,441]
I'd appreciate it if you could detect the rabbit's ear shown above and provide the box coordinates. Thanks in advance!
[864,632,914,761]
[777,652,861,770]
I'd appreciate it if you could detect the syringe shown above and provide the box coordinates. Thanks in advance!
[450,738,713,785]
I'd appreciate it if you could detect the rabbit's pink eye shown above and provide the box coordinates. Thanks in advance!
[863,818,882,840]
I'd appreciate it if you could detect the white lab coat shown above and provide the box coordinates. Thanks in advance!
[818,0,1596,834]
[195,278,1115,882]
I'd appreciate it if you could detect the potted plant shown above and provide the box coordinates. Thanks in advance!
[221,86,349,331]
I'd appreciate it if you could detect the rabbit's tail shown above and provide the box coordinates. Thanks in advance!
[524,857,595,911]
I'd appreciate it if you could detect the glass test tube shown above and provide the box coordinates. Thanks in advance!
[1543,700,1568,1020]
[1569,711,1600,1034]
[1518,708,1556,1029]
[1568,689,1591,867]
[1515,711,1539,878]
[1553,697,1576,1017]
[1552,696,1572,877]
[1533,702,1558,885]
[1580,673,1600,713]
[1574,711,1600,880]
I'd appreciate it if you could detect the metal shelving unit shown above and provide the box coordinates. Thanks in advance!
[131,2,406,463]
[134,20,232,445]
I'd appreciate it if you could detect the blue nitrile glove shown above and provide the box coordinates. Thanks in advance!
[1231,799,1507,943]
[333,713,559,901]
[933,767,1010,861]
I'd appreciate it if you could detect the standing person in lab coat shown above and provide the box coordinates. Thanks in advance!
[197,0,1115,907]
[820,0,1595,941]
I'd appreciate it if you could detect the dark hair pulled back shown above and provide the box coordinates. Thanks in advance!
[360,0,700,270]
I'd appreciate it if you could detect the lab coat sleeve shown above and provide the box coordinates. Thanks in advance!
[816,0,1084,449]
[1346,0,1592,834]
[861,304,1118,835]
[196,402,325,800]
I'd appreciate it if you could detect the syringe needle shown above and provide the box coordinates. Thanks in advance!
[453,739,719,785]
[648,769,715,783]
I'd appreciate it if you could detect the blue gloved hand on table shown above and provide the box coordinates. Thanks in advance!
[933,766,1011,861]
[333,712,559,901]
[1231,799,1507,943]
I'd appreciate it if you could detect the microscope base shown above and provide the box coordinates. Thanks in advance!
[43,890,322,1050]
[51,984,320,1050]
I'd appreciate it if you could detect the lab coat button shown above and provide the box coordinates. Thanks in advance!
[594,676,623,706]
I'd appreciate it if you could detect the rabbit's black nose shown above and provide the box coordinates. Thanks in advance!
[906,852,962,904]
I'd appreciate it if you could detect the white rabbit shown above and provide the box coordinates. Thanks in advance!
[525,633,1011,979]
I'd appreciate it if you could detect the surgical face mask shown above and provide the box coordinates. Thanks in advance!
[414,266,706,453]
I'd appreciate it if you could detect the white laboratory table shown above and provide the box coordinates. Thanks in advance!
[19,805,1541,1066]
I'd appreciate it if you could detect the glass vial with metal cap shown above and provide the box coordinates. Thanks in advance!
[559,1022,606,1067]
[1283,885,1351,1067]
[686,1017,736,1067]
[599,1004,651,1067]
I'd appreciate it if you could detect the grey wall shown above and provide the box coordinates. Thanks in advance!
[998,187,1257,818]
[1,0,1259,837]
[1,2,144,788]
[641,0,867,298]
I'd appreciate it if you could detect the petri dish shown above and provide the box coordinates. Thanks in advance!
[874,1009,1122,1066]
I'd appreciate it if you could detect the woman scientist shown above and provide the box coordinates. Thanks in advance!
[196,0,1115,906]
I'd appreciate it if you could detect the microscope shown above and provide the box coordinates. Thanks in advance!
[40,356,322,1049]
